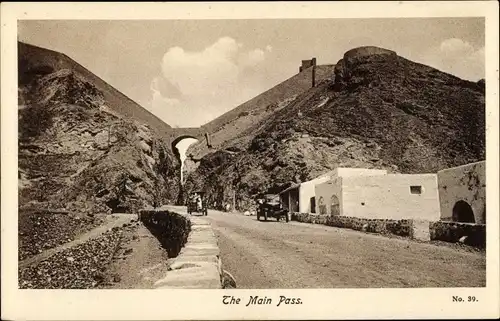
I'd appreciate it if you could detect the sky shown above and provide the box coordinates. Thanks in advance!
[18,18,485,129]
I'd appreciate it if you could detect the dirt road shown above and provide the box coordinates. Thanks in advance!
[171,207,485,288]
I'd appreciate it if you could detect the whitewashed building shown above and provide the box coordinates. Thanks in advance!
[314,168,440,221]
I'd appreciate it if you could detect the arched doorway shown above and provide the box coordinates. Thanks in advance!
[330,195,340,216]
[318,196,326,215]
[452,200,475,223]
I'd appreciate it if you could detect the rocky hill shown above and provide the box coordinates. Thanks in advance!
[185,46,485,212]
[18,42,180,261]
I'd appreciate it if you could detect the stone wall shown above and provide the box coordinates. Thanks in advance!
[429,221,486,248]
[299,58,316,72]
[291,212,485,248]
[291,213,413,237]
[139,209,230,288]
[343,46,397,66]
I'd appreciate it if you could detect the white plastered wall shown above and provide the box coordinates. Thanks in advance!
[314,177,343,215]
[340,174,440,220]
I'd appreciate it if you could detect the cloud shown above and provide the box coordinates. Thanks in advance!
[421,38,484,81]
[150,76,183,100]
[150,37,272,127]
[239,48,266,68]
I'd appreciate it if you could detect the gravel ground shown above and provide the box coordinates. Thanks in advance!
[19,230,122,289]
[171,207,486,289]
[18,215,139,289]
[18,209,104,261]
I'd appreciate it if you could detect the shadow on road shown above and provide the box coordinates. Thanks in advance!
[256,218,289,223]
[141,211,191,258]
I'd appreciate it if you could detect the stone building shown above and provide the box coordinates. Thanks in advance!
[278,168,389,215]
[436,161,486,224]
[304,168,440,221]
[279,170,336,214]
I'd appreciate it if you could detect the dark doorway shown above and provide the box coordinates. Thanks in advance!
[452,200,475,223]
[289,188,299,213]
[310,197,316,213]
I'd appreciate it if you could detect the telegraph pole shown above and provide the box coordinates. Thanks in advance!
[232,190,236,213]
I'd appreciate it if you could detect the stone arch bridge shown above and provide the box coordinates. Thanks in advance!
[169,127,212,157]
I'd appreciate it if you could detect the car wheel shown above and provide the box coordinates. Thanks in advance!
[285,214,289,223]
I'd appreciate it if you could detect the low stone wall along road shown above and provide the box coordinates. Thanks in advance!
[165,207,485,288]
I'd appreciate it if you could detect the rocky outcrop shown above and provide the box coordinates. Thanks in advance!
[18,42,180,261]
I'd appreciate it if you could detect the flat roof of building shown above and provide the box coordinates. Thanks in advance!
[278,183,300,194]
[437,161,485,174]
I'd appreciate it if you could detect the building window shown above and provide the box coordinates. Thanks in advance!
[410,186,422,194]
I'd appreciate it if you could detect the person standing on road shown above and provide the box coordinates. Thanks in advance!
[196,195,202,210]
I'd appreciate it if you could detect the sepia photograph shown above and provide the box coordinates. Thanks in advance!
[2,1,499,320]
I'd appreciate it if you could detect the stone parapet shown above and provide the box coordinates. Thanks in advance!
[139,209,225,288]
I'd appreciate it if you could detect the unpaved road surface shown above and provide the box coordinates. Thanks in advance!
[167,207,485,288]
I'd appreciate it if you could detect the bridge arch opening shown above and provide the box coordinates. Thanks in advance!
[172,136,199,206]
[172,136,199,184]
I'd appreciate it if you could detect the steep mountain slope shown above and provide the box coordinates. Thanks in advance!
[19,42,174,138]
[18,42,179,260]
[187,63,335,160]
[185,46,485,211]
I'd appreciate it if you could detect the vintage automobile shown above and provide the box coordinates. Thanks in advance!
[256,194,289,222]
[187,191,208,216]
